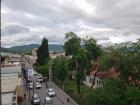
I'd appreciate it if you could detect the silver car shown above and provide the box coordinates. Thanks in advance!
[31,94,40,105]
[47,88,56,97]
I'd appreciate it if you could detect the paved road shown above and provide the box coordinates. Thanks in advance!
[21,73,78,105]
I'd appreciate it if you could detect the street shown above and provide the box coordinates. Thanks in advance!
[21,73,78,105]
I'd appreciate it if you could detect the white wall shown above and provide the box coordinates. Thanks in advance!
[84,76,102,89]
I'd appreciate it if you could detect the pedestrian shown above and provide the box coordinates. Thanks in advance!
[67,97,69,103]
[24,93,26,100]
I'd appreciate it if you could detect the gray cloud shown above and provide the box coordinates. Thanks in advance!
[1,0,140,47]
[96,37,110,41]
[2,24,29,36]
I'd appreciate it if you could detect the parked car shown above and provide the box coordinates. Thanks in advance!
[36,82,41,89]
[29,82,34,89]
[38,77,44,82]
[47,88,56,97]
[33,71,38,75]
[27,78,32,82]
[31,94,40,105]
[44,97,53,105]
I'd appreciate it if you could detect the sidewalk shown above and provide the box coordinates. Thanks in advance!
[51,82,79,105]
[19,79,31,105]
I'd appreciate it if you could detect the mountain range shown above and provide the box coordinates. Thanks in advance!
[1,44,64,54]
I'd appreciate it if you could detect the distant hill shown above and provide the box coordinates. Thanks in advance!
[2,44,64,54]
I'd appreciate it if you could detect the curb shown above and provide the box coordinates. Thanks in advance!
[52,82,79,105]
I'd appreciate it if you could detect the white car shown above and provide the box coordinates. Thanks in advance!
[27,78,32,82]
[29,82,34,89]
[38,77,44,82]
[36,82,41,89]
[47,88,56,97]
[31,94,40,105]
[44,97,53,105]
[33,71,38,75]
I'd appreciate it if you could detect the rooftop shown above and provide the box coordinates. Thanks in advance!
[90,66,119,79]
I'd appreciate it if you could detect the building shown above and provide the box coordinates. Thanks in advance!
[24,55,37,65]
[49,51,65,59]
[1,64,24,105]
[32,48,38,57]
[1,52,21,65]
[84,64,120,89]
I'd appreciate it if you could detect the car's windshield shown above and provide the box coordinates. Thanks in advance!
[34,96,39,100]
[49,90,54,92]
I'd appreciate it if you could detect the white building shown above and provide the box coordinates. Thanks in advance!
[32,48,38,57]
[84,66,119,89]
[84,75,102,89]
[1,64,24,105]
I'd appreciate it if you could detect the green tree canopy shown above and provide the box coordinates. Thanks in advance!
[83,37,102,61]
[52,56,68,89]
[37,65,49,77]
[84,79,140,105]
[64,32,81,56]
[73,48,88,94]
[37,37,49,65]
[100,39,140,82]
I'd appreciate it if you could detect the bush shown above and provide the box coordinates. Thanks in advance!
[83,79,140,105]
[36,65,49,77]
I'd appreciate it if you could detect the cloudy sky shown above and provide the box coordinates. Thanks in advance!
[1,0,140,47]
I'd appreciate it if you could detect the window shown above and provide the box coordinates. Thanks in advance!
[90,77,93,83]
[97,80,98,85]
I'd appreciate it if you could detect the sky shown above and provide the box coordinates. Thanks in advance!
[1,0,140,48]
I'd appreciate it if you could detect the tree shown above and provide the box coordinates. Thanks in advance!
[100,39,140,84]
[37,65,49,77]
[83,37,102,61]
[52,56,68,89]
[37,37,49,65]
[64,32,89,95]
[73,48,88,95]
[83,37,102,89]
[64,32,81,56]
[83,79,140,105]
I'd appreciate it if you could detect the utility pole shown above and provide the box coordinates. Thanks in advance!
[49,61,52,87]
[33,82,34,95]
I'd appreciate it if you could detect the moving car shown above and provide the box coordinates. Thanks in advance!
[31,94,40,105]
[47,88,56,97]
[38,77,44,82]
[36,82,41,89]
[33,71,38,75]
[29,82,34,89]
[44,97,53,105]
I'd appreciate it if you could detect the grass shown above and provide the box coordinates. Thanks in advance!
[54,79,94,105]
[55,79,93,105]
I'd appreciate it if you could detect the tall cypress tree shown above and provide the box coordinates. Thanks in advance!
[37,37,49,65]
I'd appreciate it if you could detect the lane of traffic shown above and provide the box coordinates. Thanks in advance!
[33,74,64,105]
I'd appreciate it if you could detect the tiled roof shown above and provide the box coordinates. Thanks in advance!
[90,66,119,79]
